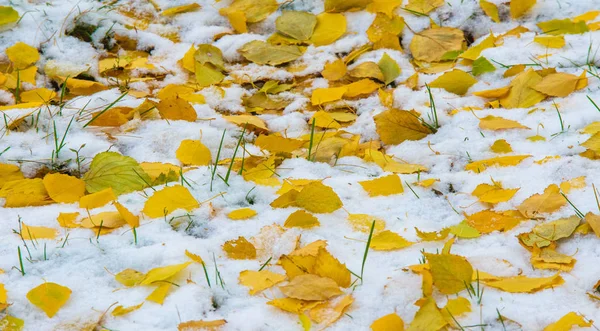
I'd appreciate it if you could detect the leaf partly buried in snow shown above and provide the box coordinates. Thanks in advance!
[279,274,343,300]
[295,182,343,213]
[310,13,347,46]
[425,253,473,294]
[239,40,303,65]
[239,270,286,294]
[142,185,199,218]
[83,151,151,196]
[517,184,566,219]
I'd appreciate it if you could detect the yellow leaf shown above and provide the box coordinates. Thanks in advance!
[367,0,402,17]
[83,151,151,196]
[415,228,450,241]
[531,246,576,271]
[276,11,317,41]
[499,69,546,109]
[185,250,204,265]
[64,77,107,96]
[559,176,586,194]
[6,42,39,70]
[227,208,257,220]
[219,0,277,23]
[371,313,405,331]
[223,236,257,259]
[279,274,343,300]
[143,185,199,218]
[267,297,321,314]
[141,262,192,285]
[239,40,303,65]
[405,0,444,14]
[581,122,600,135]
[465,155,531,172]
[239,270,286,294]
[519,216,580,247]
[322,59,347,81]
[374,109,432,145]
[378,53,401,85]
[176,139,211,166]
[42,173,86,203]
[20,223,57,240]
[79,187,116,210]
[425,253,473,294]
[314,247,351,287]
[510,0,536,18]
[465,210,521,233]
[441,297,471,324]
[348,213,386,233]
[112,303,143,317]
[295,182,343,213]
[585,212,600,238]
[481,272,564,293]
[26,282,71,318]
[309,295,354,326]
[364,149,427,174]
[223,115,269,133]
[0,6,19,27]
[146,283,171,305]
[537,18,589,35]
[300,314,311,331]
[115,269,145,287]
[359,174,404,197]
[370,230,413,250]
[479,115,529,131]
[429,69,477,95]
[472,183,520,203]
[0,164,24,189]
[310,13,347,46]
[517,184,566,219]
[156,96,197,122]
[367,13,404,43]
[473,85,511,99]
[324,0,371,12]
[57,212,79,228]
[0,178,51,207]
[178,319,227,330]
[20,88,56,103]
[460,34,496,60]
[534,35,565,48]
[544,312,593,331]
[344,79,381,98]
[311,87,347,105]
[480,0,500,22]
[255,135,304,153]
[349,61,385,81]
[414,178,439,187]
[161,3,200,16]
[195,62,224,87]
[312,110,341,129]
[410,27,465,62]
[0,283,6,304]
[532,72,580,97]
[114,202,139,228]
[80,211,125,229]
[226,10,247,33]
[406,297,447,331]
[284,210,320,228]
[491,139,513,153]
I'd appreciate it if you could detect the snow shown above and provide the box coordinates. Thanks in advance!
[1,0,600,330]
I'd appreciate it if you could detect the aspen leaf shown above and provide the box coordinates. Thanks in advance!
[322,59,347,81]
[141,262,192,285]
[0,178,51,207]
[6,42,39,70]
[544,312,593,331]
[465,210,521,233]
[370,230,413,250]
[310,13,347,46]
[537,18,589,35]
[374,109,432,145]
[364,149,428,174]
[465,155,531,172]
[585,212,600,238]
[114,201,139,227]
[367,14,404,43]
[223,236,256,259]
[582,132,600,153]
[255,135,304,154]
[532,72,580,97]
[311,111,341,129]
[405,0,444,14]
[280,274,342,300]
[176,139,211,166]
[325,0,371,12]
[112,303,143,317]
[371,313,404,331]
[472,57,496,76]
[517,184,566,219]
[146,283,171,304]
[227,208,257,220]
[429,69,477,95]
[473,86,511,99]
[520,216,579,247]
[156,96,197,122]
[491,139,512,153]
[295,182,343,213]
[367,0,402,17]
[425,253,473,294]
[499,69,546,109]
[531,247,576,271]
[359,174,404,197]
[220,0,277,23]
[449,221,481,238]
[161,3,200,16]
[441,297,471,324]
[239,41,303,65]
[178,320,227,330]
[0,6,19,27]
[480,0,500,22]
[406,297,447,331]
[83,152,151,196]
[223,115,269,133]
[143,185,199,218]
[20,223,57,240]
[0,315,23,331]
[309,295,354,326]
[267,297,321,313]
[185,250,204,264]
[348,213,386,233]
[410,27,465,62]
[115,269,145,287]
[344,79,381,98]
[349,62,384,81]
[57,212,79,228]
[460,34,496,60]
[239,270,286,294]
[226,10,247,33]
[26,282,71,318]
[80,211,125,229]
[378,53,400,85]
[63,78,107,96]
[559,176,586,194]
[79,188,116,210]
[534,35,565,48]
[479,115,529,130]
[43,173,86,203]
[276,11,317,41]
[510,0,536,19]
[313,247,351,287]
[0,164,24,188]
[482,273,564,293]
[284,210,320,228]
[195,62,224,87]
[20,88,56,103]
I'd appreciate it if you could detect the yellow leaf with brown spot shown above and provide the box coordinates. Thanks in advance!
[279,274,342,300]
[359,174,404,197]
[544,312,592,331]
[223,236,256,259]
[43,173,86,203]
[284,210,320,228]
[239,270,286,295]
[26,282,71,318]
[295,182,343,213]
[370,230,413,250]
[517,184,566,219]
[371,313,405,331]
[374,109,432,145]
[143,185,199,218]
[425,253,473,294]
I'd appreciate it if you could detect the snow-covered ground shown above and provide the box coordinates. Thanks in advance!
[1,0,600,330]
